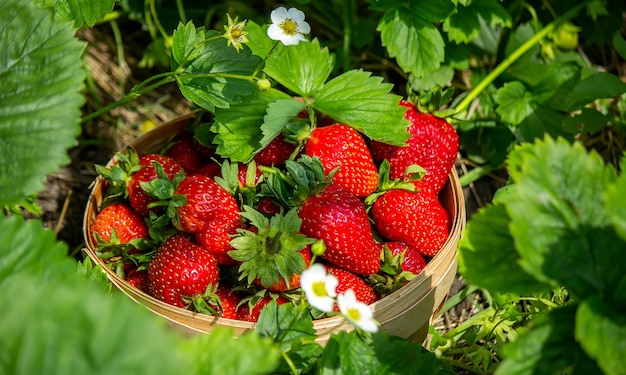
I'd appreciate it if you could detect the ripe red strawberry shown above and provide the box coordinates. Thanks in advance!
[195,220,240,266]
[127,153,185,216]
[237,294,289,322]
[370,100,458,194]
[125,268,149,293]
[325,265,378,311]
[194,162,221,178]
[380,242,427,276]
[256,198,282,216]
[305,124,378,197]
[174,174,240,234]
[147,233,219,308]
[165,136,204,175]
[208,285,242,319]
[299,185,381,275]
[371,188,450,257]
[237,163,262,188]
[253,133,297,166]
[91,202,149,244]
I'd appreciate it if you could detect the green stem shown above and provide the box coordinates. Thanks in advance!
[175,0,187,24]
[253,41,280,78]
[453,2,587,115]
[149,0,170,41]
[109,19,127,98]
[341,0,355,72]
[81,75,176,123]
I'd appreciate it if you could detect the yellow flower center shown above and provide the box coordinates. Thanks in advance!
[346,308,361,322]
[231,28,243,39]
[280,19,298,36]
[312,281,328,297]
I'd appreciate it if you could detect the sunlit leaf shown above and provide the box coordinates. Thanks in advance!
[444,0,511,44]
[38,0,116,27]
[0,0,85,207]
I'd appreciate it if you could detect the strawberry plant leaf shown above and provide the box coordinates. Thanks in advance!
[38,0,117,27]
[266,38,334,98]
[0,0,85,208]
[560,72,626,111]
[313,70,410,146]
[0,215,76,283]
[443,0,511,44]
[256,302,322,373]
[496,306,602,375]
[506,137,620,299]
[377,7,444,77]
[259,99,306,151]
[320,330,455,374]
[212,89,291,161]
[185,328,281,375]
[457,204,548,294]
[172,28,262,112]
[575,296,626,375]
[1,274,191,375]
[605,171,626,241]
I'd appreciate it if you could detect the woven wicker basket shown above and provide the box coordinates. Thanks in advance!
[83,113,465,344]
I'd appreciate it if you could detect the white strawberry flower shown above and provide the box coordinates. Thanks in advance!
[300,263,338,312]
[267,7,311,46]
[337,289,379,333]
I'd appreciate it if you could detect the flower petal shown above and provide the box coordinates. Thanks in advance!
[286,7,306,22]
[298,21,311,35]
[266,24,283,41]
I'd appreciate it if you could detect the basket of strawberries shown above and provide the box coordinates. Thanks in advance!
[82,6,465,344]
[83,98,464,343]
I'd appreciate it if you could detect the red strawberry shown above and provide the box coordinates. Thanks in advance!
[125,268,149,293]
[165,136,204,175]
[195,221,240,266]
[305,124,378,197]
[91,202,149,244]
[325,265,378,311]
[174,174,240,234]
[253,133,297,166]
[194,162,221,179]
[147,233,220,308]
[127,154,185,216]
[208,285,242,319]
[237,163,262,188]
[370,100,458,194]
[237,294,289,322]
[256,198,282,216]
[299,185,381,275]
[371,188,450,257]
[379,242,427,276]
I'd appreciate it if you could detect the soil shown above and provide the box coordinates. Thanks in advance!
[38,23,506,338]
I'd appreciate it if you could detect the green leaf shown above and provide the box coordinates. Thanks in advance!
[408,0,455,23]
[212,89,292,161]
[457,204,548,294]
[0,215,76,284]
[495,306,602,375]
[256,302,322,373]
[561,108,610,134]
[267,38,334,98]
[259,99,307,150]
[172,28,262,112]
[613,31,626,60]
[314,70,410,145]
[576,296,626,375]
[319,331,455,374]
[185,328,281,375]
[505,137,620,299]
[171,21,200,69]
[561,72,626,111]
[0,0,85,208]
[39,0,117,27]
[444,0,512,44]
[0,274,190,375]
[605,172,626,241]
[378,7,444,77]
[495,81,532,125]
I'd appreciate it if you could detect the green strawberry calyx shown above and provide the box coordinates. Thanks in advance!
[229,206,315,289]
